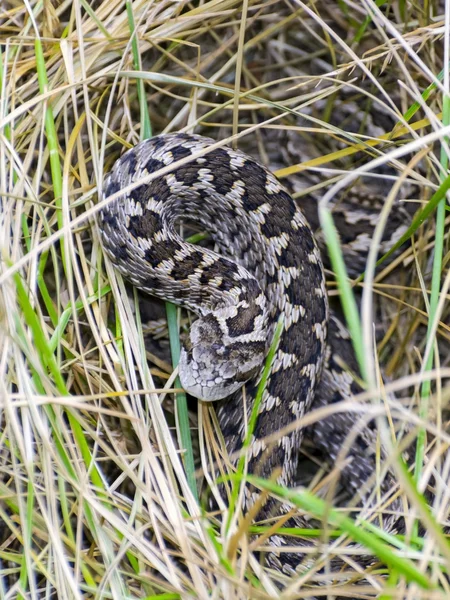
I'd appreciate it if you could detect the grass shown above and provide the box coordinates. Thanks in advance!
[0,1,449,599]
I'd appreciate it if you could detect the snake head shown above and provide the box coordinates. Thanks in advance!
[178,313,267,402]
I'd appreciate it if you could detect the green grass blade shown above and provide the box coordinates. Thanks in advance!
[13,269,104,491]
[374,172,450,271]
[126,0,152,141]
[353,0,388,44]
[319,209,367,382]
[34,39,63,223]
[242,475,436,591]
[415,63,450,499]
[49,285,111,352]
[394,63,449,130]
[165,302,198,501]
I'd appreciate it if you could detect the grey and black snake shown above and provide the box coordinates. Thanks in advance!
[99,132,400,575]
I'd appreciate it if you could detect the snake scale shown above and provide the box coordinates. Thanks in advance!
[99,132,398,575]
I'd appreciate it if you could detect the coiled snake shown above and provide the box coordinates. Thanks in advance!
[99,132,397,575]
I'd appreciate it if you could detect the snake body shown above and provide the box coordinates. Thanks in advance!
[99,132,392,573]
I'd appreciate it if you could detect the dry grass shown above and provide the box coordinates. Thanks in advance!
[0,0,449,598]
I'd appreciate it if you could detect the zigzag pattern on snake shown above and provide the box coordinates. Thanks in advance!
[99,132,399,575]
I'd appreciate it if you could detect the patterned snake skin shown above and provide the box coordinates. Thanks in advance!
[99,132,399,574]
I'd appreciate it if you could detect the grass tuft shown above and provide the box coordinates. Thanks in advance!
[0,1,448,598]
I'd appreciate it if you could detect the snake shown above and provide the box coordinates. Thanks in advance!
[98,132,399,576]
